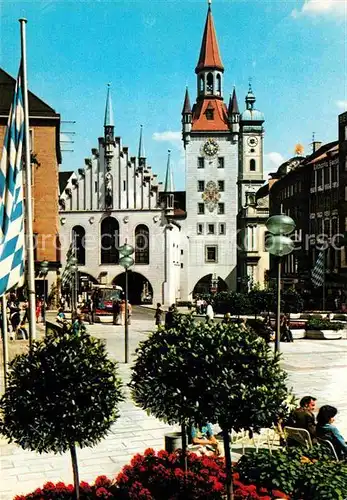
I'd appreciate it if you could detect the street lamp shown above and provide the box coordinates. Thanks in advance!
[119,242,134,364]
[265,214,295,353]
[40,260,49,323]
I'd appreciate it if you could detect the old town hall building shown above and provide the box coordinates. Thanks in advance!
[59,2,267,304]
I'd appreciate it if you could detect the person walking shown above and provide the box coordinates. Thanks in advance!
[120,299,126,326]
[112,299,121,325]
[35,298,42,323]
[206,302,214,323]
[154,303,164,327]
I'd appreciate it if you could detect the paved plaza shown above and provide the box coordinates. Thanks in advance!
[1,308,347,499]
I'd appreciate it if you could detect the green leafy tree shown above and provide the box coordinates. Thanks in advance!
[0,325,124,500]
[130,315,291,500]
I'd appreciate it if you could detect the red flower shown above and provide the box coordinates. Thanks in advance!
[272,490,290,499]
[173,468,185,479]
[33,488,43,496]
[66,484,74,493]
[116,472,129,484]
[55,482,68,493]
[95,476,112,488]
[80,481,92,492]
[157,450,169,459]
[144,448,155,456]
[42,482,55,491]
[95,487,112,498]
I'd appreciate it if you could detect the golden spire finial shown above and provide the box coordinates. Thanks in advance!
[295,143,304,156]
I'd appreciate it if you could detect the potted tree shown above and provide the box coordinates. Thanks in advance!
[130,314,291,500]
[0,324,124,499]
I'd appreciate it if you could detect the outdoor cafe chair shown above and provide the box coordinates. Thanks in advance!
[283,426,313,449]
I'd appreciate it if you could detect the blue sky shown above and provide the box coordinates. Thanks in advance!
[1,0,346,190]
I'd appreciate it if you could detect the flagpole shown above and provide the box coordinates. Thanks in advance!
[19,19,36,345]
[1,295,9,391]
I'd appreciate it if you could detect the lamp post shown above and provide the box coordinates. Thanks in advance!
[265,214,295,354]
[70,257,78,321]
[40,260,49,324]
[119,242,134,364]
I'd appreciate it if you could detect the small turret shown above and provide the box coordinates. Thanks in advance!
[181,87,192,146]
[164,150,174,215]
[104,84,115,168]
[228,87,239,135]
[138,124,146,168]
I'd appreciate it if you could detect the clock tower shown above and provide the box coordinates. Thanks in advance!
[181,1,239,298]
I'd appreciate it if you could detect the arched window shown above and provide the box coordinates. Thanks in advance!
[72,225,85,265]
[250,159,256,171]
[199,76,204,93]
[100,217,119,264]
[135,224,149,264]
[216,74,221,95]
[206,73,213,94]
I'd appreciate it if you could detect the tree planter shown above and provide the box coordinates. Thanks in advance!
[291,329,306,339]
[165,432,187,453]
[306,329,343,340]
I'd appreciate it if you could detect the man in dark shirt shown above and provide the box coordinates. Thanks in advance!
[287,395,317,443]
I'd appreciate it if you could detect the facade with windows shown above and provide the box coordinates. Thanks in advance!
[59,2,268,303]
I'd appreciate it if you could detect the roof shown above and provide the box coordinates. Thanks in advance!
[241,109,264,122]
[164,150,174,192]
[104,84,114,127]
[0,67,59,118]
[192,98,229,131]
[138,124,145,158]
[228,88,239,115]
[306,141,339,164]
[195,5,224,73]
[182,88,192,115]
[59,171,73,194]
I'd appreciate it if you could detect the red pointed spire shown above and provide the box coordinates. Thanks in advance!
[182,87,192,115]
[195,3,224,74]
[228,88,239,115]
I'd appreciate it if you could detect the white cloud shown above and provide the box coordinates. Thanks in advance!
[291,0,346,18]
[264,152,285,179]
[336,100,347,110]
[152,131,181,143]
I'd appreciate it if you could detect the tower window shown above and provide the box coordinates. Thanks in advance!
[218,203,225,214]
[218,180,224,191]
[198,157,205,169]
[198,180,205,192]
[208,224,215,235]
[198,203,205,214]
[219,223,226,235]
[199,76,204,93]
[205,245,218,263]
[218,157,224,169]
[135,224,150,264]
[206,72,213,94]
[250,159,256,171]
[205,108,214,120]
[197,223,204,235]
[216,74,221,95]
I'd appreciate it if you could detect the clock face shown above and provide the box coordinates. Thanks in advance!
[203,138,219,157]
[247,136,258,147]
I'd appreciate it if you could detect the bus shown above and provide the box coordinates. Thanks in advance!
[85,284,123,316]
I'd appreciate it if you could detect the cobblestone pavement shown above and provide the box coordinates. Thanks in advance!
[1,310,347,499]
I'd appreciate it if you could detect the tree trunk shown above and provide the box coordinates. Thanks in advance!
[181,423,188,473]
[70,444,80,500]
[222,429,234,500]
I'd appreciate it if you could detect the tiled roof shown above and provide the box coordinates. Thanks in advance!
[195,6,224,73]
[192,99,229,131]
[182,88,192,115]
[306,142,339,164]
[228,88,239,115]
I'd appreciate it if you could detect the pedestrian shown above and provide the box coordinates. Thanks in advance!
[40,296,46,323]
[60,295,66,311]
[72,314,84,334]
[280,315,294,342]
[165,305,175,329]
[87,296,95,325]
[127,301,132,325]
[205,302,214,323]
[120,299,126,326]
[113,299,120,325]
[154,303,164,327]
[35,298,42,323]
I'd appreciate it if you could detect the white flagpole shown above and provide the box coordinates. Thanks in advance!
[19,19,36,344]
[1,295,9,391]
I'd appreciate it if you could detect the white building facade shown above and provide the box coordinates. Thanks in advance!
[59,3,267,304]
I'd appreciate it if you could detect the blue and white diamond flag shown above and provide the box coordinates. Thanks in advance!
[0,64,25,296]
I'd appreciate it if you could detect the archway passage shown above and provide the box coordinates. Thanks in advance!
[112,272,153,305]
[193,274,228,297]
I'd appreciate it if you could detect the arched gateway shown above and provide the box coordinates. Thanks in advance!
[112,272,153,305]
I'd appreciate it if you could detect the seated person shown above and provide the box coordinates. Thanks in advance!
[316,405,347,459]
[56,307,67,326]
[190,423,221,456]
[286,395,317,444]
[280,315,294,342]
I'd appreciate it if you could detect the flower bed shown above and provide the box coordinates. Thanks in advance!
[305,318,344,340]
[13,449,289,500]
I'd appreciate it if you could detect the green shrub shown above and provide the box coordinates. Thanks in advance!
[306,318,344,331]
[333,314,347,321]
